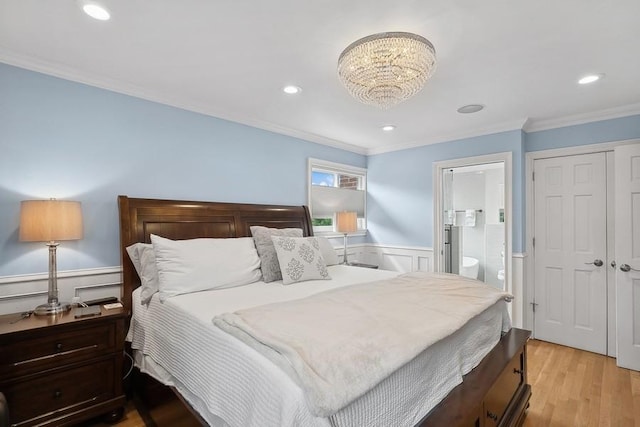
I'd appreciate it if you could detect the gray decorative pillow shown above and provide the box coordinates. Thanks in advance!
[271,236,331,285]
[250,226,303,282]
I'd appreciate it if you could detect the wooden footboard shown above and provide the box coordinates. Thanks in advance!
[131,328,531,427]
[418,328,531,427]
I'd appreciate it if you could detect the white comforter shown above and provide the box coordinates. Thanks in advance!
[214,272,512,416]
[128,265,511,427]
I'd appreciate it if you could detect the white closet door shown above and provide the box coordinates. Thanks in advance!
[534,152,607,354]
[615,142,640,370]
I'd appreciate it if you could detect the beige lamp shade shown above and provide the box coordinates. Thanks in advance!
[336,211,357,233]
[19,200,83,242]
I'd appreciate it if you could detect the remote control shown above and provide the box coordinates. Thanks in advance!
[103,302,123,310]
[83,297,119,306]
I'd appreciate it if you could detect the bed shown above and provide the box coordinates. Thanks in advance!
[118,195,531,427]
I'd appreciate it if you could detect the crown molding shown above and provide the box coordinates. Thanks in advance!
[523,103,640,133]
[3,49,639,158]
[0,50,367,156]
[366,118,529,155]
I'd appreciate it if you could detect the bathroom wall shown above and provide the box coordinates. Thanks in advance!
[452,171,486,281]
[450,165,505,286]
[484,168,505,289]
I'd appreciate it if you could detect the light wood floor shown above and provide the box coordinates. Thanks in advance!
[94,339,640,427]
[523,339,640,427]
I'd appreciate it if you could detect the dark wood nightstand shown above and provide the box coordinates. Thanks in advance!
[346,261,379,269]
[0,305,128,426]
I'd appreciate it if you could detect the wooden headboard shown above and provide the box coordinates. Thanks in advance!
[117,195,313,311]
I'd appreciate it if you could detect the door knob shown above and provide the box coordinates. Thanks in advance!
[620,264,640,272]
[585,259,603,267]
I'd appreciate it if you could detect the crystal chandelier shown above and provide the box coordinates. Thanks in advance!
[337,32,436,109]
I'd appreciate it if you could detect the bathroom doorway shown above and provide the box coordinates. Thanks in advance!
[434,153,512,295]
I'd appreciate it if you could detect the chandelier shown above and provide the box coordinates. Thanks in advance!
[337,32,436,109]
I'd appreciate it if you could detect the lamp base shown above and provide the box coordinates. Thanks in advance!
[342,233,349,265]
[34,301,71,316]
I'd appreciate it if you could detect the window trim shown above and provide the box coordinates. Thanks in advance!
[307,158,367,237]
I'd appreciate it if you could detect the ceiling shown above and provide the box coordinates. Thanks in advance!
[1,0,639,155]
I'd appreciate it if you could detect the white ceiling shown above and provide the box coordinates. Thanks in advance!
[1,0,639,155]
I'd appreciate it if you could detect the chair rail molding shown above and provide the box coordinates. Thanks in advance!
[0,267,122,315]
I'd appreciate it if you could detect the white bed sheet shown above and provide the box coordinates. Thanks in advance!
[128,265,510,427]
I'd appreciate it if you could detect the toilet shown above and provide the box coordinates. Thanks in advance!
[460,256,479,279]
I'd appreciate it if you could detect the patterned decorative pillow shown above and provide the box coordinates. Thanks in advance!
[250,226,303,282]
[271,236,331,285]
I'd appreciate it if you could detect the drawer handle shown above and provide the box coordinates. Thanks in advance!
[55,343,63,351]
[53,390,62,399]
[487,411,499,421]
[513,368,523,375]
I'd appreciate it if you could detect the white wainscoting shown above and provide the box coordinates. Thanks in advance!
[338,243,434,273]
[0,246,526,323]
[512,253,525,329]
[0,267,122,315]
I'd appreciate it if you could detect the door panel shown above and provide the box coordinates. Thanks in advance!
[534,153,607,354]
[544,267,562,322]
[615,143,640,370]
[574,269,594,328]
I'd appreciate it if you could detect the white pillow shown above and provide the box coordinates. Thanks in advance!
[126,243,160,304]
[151,234,262,301]
[316,236,339,266]
[125,243,146,274]
[271,236,331,285]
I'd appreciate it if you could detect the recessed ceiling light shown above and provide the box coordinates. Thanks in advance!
[382,125,396,132]
[283,85,302,94]
[82,3,110,20]
[457,104,484,114]
[578,74,604,85]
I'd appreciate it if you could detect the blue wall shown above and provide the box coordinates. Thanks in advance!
[2,62,639,277]
[525,115,640,152]
[367,130,526,251]
[0,63,366,276]
[366,115,640,253]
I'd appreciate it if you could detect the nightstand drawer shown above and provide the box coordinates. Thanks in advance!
[0,306,127,426]
[0,322,116,379]
[4,358,116,426]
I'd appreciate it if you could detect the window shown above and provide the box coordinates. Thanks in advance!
[308,158,367,234]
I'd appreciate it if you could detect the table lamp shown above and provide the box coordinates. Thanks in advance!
[336,211,357,265]
[19,199,83,315]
